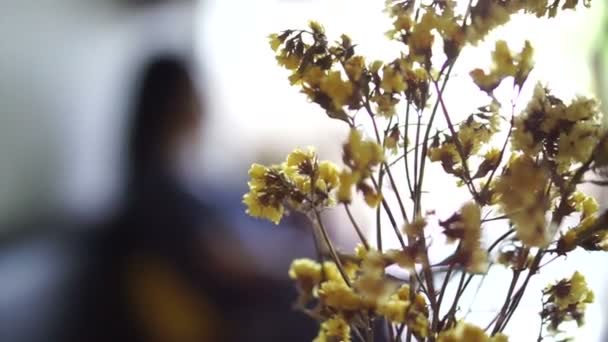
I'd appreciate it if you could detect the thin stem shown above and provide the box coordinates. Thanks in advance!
[413,110,422,216]
[482,215,509,223]
[345,204,370,250]
[404,102,415,199]
[436,262,454,322]
[387,116,472,169]
[376,166,385,252]
[372,176,407,250]
[492,269,522,334]
[443,269,467,327]
[416,60,459,211]
[395,323,406,342]
[384,161,410,224]
[432,79,478,199]
[312,208,352,287]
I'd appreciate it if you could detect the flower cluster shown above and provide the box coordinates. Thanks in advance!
[470,40,534,94]
[243,148,340,224]
[440,202,488,273]
[437,321,508,342]
[466,0,591,44]
[244,1,604,341]
[289,249,430,340]
[512,84,602,168]
[428,105,501,185]
[313,315,351,342]
[492,154,550,247]
[338,129,384,207]
[557,194,608,254]
[540,271,594,334]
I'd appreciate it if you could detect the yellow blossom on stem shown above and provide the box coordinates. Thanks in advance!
[408,10,436,58]
[302,66,326,87]
[313,315,351,342]
[276,52,301,70]
[369,60,384,73]
[438,321,509,342]
[470,40,535,94]
[494,154,550,247]
[343,129,384,176]
[243,164,286,224]
[320,71,353,108]
[316,161,340,194]
[337,170,359,204]
[319,280,362,311]
[268,33,282,51]
[308,20,325,34]
[344,56,366,82]
[372,93,398,117]
[546,271,594,310]
[362,186,382,208]
[381,65,407,93]
[289,258,322,294]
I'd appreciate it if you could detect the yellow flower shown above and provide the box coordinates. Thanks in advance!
[363,188,383,208]
[438,321,509,342]
[243,192,284,224]
[323,261,349,284]
[344,56,365,81]
[470,69,502,93]
[381,65,407,93]
[302,66,326,87]
[314,315,351,342]
[484,148,501,165]
[515,41,534,87]
[557,121,599,164]
[276,52,301,70]
[372,93,398,117]
[319,280,362,311]
[470,40,535,93]
[370,60,384,73]
[460,202,488,273]
[570,191,599,219]
[338,170,360,204]
[378,298,410,323]
[283,147,316,193]
[343,129,384,175]
[384,136,399,154]
[564,97,599,122]
[308,20,325,34]
[268,33,282,51]
[494,154,550,247]
[408,10,437,56]
[546,271,594,310]
[243,164,287,224]
[355,243,369,260]
[429,142,460,164]
[289,258,322,293]
[582,196,599,218]
[317,161,341,194]
[493,40,517,76]
[466,2,513,44]
[377,284,428,334]
[557,229,578,255]
[320,71,353,108]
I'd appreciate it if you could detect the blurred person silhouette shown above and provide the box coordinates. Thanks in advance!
[66,54,317,342]
[68,55,230,342]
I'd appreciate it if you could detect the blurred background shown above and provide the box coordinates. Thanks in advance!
[0,0,606,341]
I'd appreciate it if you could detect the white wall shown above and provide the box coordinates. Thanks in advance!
[0,0,197,224]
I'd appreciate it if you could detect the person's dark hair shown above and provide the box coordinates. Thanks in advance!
[127,55,199,180]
